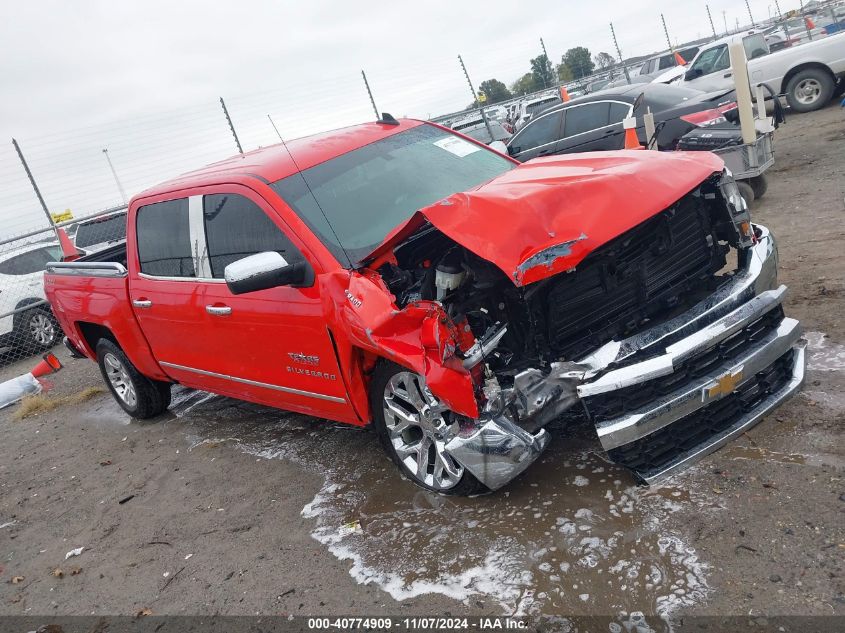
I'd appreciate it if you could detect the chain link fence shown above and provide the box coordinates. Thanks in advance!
[1,0,840,366]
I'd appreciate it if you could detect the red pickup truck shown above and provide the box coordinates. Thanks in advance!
[44,117,805,495]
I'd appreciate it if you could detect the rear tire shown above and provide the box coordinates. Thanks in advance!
[370,362,485,496]
[785,68,835,113]
[737,180,755,208]
[749,175,768,200]
[96,339,171,419]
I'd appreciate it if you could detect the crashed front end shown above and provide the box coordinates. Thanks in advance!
[353,162,804,491]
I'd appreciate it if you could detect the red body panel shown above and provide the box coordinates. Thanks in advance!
[366,150,726,286]
[44,119,723,427]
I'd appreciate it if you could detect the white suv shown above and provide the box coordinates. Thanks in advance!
[0,242,63,352]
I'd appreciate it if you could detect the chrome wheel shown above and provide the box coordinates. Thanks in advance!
[103,352,137,407]
[29,312,56,347]
[794,78,821,105]
[382,371,464,491]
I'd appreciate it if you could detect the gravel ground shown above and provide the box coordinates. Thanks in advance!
[0,101,843,629]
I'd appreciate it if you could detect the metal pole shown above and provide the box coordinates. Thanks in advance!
[361,70,379,119]
[11,138,59,239]
[539,37,552,88]
[799,0,813,41]
[219,97,243,155]
[773,0,788,41]
[723,10,729,35]
[102,148,127,205]
[267,114,284,141]
[661,14,674,52]
[706,5,718,40]
[744,0,755,26]
[610,23,631,84]
[458,54,494,140]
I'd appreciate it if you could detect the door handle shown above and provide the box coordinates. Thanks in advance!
[206,305,232,316]
[723,72,733,78]
[132,299,152,309]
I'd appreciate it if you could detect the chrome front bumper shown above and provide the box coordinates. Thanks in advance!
[445,225,805,490]
[577,224,805,482]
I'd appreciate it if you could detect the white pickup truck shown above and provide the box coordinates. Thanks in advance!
[664,31,845,112]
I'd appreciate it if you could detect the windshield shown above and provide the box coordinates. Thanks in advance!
[270,124,514,265]
[75,214,127,248]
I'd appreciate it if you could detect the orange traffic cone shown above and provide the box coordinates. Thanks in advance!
[31,352,63,379]
[804,16,815,29]
[57,227,81,261]
[623,117,643,150]
[560,86,571,102]
[674,51,687,66]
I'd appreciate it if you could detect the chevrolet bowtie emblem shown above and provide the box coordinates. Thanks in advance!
[704,368,744,400]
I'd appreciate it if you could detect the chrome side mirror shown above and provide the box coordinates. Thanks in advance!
[224,251,310,295]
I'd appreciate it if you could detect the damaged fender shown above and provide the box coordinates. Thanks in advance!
[319,269,479,419]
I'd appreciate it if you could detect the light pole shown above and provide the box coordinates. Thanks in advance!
[102,148,127,205]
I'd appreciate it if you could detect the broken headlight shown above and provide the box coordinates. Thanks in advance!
[719,168,754,246]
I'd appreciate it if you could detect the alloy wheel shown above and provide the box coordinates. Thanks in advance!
[794,78,821,105]
[382,371,464,491]
[103,352,137,407]
[29,312,56,347]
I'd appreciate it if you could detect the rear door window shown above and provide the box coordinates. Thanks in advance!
[609,102,631,123]
[202,193,304,279]
[136,199,195,277]
[563,103,611,137]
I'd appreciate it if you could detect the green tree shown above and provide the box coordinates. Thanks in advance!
[593,51,616,70]
[561,47,595,80]
[510,72,538,96]
[478,79,513,104]
[530,54,556,89]
[556,63,574,82]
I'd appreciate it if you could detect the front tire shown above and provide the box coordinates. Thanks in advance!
[370,362,485,495]
[785,68,834,113]
[96,339,171,419]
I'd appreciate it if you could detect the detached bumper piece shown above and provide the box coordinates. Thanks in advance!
[445,418,550,491]
[578,225,806,483]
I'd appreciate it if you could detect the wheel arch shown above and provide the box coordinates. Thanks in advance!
[75,321,119,357]
[780,62,836,94]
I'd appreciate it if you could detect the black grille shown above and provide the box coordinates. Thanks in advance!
[584,305,784,423]
[606,348,795,480]
[540,193,726,360]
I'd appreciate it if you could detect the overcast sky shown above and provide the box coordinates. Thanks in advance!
[0,0,807,237]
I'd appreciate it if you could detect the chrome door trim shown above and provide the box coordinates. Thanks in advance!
[158,361,347,404]
[137,272,226,283]
[46,262,128,277]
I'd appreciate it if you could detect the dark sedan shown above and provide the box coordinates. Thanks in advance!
[506,83,740,162]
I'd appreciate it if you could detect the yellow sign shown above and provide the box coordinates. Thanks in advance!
[51,209,73,223]
[706,368,744,400]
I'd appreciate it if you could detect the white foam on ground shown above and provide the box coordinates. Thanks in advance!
[173,389,710,619]
[805,331,845,371]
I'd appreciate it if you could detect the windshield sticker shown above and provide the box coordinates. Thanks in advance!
[433,136,481,157]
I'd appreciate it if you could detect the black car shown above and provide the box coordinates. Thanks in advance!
[506,83,740,162]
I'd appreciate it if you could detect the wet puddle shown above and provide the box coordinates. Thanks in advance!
[166,388,709,624]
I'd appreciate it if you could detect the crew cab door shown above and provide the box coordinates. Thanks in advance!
[130,188,358,423]
[192,186,355,420]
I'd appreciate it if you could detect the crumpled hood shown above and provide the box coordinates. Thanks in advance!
[366,150,725,286]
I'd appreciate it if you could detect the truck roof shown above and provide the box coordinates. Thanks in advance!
[138,118,425,200]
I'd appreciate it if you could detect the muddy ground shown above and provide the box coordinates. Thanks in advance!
[0,102,843,629]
